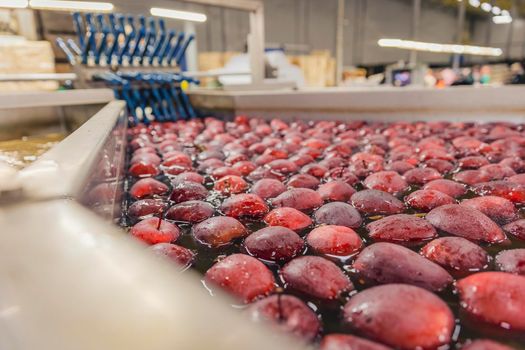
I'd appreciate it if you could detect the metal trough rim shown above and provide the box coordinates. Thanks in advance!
[0,89,114,110]
[0,199,307,350]
[4,94,309,350]
[18,100,126,201]
[190,85,525,123]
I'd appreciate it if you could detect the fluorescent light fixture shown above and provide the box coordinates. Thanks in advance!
[493,15,512,24]
[150,7,207,22]
[480,2,492,12]
[29,0,114,12]
[468,0,480,7]
[0,0,29,8]
[378,38,503,57]
[491,6,501,15]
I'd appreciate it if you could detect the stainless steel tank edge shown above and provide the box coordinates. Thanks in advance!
[4,95,308,350]
[189,85,525,123]
[0,199,309,350]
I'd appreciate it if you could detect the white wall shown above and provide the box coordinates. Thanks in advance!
[472,17,525,60]
[202,0,462,66]
[108,0,462,66]
[45,0,524,67]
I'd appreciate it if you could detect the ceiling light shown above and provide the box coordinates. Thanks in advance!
[493,15,512,24]
[491,6,501,15]
[29,0,114,12]
[480,2,492,12]
[0,0,29,8]
[150,7,207,22]
[378,38,503,57]
[468,0,480,7]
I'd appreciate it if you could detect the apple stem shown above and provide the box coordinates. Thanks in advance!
[157,204,170,230]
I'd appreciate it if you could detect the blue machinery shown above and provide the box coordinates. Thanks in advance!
[56,12,198,125]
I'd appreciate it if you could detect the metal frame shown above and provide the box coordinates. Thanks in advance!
[0,72,253,84]
[335,0,345,86]
[181,0,270,87]
[0,73,77,82]
[18,100,126,201]
[0,89,114,110]
[452,0,466,70]
[181,0,261,11]
[190,85,525,122]
[409,0,421,67]
[0,88,115,140]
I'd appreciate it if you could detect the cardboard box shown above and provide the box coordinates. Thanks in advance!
[0,40,58,91]
[289,50,336,87]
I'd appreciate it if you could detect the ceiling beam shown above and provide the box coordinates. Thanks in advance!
[178,0,262,12]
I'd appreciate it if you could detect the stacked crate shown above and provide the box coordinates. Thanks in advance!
[289,50,336,87]
[198,51,242,86]
[0,40,58,91]
[198,50,336,88]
